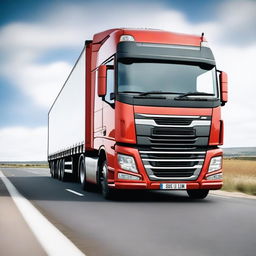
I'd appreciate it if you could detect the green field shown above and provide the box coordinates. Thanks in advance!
[222,158,256,195]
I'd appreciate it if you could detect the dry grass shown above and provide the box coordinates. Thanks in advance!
[0,164,48,168]
[223,159,256,195]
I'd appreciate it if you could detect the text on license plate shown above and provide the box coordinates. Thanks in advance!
[160,183,187,190]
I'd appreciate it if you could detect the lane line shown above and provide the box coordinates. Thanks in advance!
[0,170,85,256]
[66,189,84,197]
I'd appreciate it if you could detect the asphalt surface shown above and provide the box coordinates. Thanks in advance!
[1,167,256,256]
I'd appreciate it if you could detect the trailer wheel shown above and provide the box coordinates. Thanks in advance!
[60,159,68,182]
[50,161,54,178]
[187,189,209,199]
[53,161,58,179]
[57,160,62,180]
[101,161,114,199]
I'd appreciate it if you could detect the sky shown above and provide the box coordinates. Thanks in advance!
[0,0,255,161]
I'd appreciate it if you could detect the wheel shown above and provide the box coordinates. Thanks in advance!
[79,157,95,191]
[79,158,86,190]
[187,189,209,199]
[101,161,114,199]
[53,161,58,179]
[50,161,54,178]
[57,160,62,180]
[60,159,68,182]
[71,156,79,182]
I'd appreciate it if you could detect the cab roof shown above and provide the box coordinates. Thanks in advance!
[93,28,205,47]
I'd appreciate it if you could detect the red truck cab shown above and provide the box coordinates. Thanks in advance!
[48,28,228,199]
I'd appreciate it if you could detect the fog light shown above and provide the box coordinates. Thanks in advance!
[118,173,140,180]
[208,156,222,172]
[117,154,138,173]
[206,173,223,180]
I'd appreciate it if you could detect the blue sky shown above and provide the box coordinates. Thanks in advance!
[0,0,255,160]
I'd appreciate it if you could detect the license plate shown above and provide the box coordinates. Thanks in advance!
[160,183,187,190]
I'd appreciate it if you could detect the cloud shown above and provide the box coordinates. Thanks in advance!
[0,126,47,161]
[217,0,256,45]
[14,61,72,108]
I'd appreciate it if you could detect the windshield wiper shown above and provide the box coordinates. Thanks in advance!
[119,91,166,99]
[138,91,180,96]
[175,91,215,100]
[119,91,143,94]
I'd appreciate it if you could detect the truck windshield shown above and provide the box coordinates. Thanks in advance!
[118,61,218,98]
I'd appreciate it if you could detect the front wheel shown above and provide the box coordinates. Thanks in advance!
[101,161,114,199]
[187,189,209,199]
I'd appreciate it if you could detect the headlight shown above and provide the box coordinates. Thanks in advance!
[117,154,138,173]
[206,173,223,180]
[208,156,222,173]
[118,173,140,180]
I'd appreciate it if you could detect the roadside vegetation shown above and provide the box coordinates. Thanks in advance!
[0,163,48,168]
[223,158,256,196]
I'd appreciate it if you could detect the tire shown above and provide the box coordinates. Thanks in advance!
[71,156,79,182]
[187,189,209,199]
[60,159,68,182]
[50,161,54,178]
[79,157,95,191]
[57,160,62,180]
[101,161,114,199]
[53,161,58,179]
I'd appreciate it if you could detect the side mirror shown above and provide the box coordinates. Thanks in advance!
[98,65,107,97]
[219,71,228,106]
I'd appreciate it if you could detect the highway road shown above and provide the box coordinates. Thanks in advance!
[0,167,256,256]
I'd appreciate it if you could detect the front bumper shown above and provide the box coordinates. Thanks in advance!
[111,145,223,190]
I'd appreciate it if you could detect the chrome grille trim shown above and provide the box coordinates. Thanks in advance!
[140,151,206,154]
[135,119,211,127]
[144,165,202,169]
[137,114,201,119]
[142,159,204,162]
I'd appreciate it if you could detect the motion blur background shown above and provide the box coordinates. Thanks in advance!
[0,0,255,161]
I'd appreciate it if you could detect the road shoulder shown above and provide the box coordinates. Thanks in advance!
[210,190,256,200]
[0,178,47,256]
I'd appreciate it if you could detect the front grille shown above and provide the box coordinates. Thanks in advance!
[140,150,206,180]
[135,114,211,149]
[152,128,195,136]
[135,113,210,180]
[154,118,193,126]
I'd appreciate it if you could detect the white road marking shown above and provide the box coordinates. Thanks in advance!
[0,170,85,256]
[66,189,84,197]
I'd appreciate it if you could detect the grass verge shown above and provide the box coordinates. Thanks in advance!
[0,164,48,168]
[222,159,256,196]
